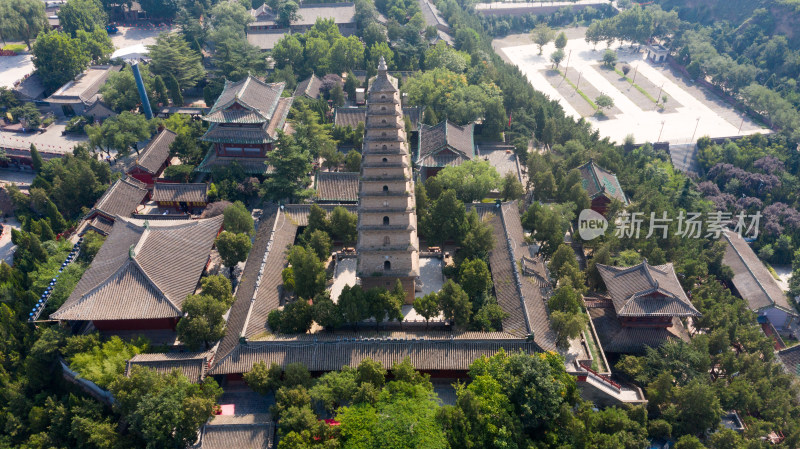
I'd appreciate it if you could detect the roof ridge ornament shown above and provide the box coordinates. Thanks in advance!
[378,56,388,73]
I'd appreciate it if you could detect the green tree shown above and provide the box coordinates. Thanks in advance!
[69,336,145,388]
[153,75,169,106]
[550,48,566,68]
[330,35,365,74]
[531,23,556,55]
[305,229,332,261]
[210,31,268,81]
[595,93,614,112]
[109,367,222,449]
[425,41,470,72]
[85,111,153,157]
[329,206,357,244]
[223,201,254,235]
[272,34,304,70]
[344,149,361,172]
[32,30,90,92]
[310,367,358,412]
[262,132,312,202]
[164,73,184,106]
[555,31,567,50]
[287,245,326,300]
[99,65,157,113]
[550,310,587,349]
[413,292,440,327]
[673,379,722,436]
[500,172,524,201]
[438,280,471,327]
[422,189,466,245]
[368,42,394,71]
[244,361,283,394]
[548,284,581,314]
[427,160,500,203]
[471,300,508,331]
[458,258,492,301]
[57,0,106,36]
[549,243,578,281]
[602,49,617,68]
[459,209,495,262]
[215,231,252,280]
[338,284,369,325]
[312,292,342,330]
[0,0,47,50]
[200,275,234,306]
[163,164,195,182]
[11,102,41,128]
[75,26,113,63]
[176,294,227,350]
[292,103,337,158]
[29,144,43,172]
[148,33,204,90]
[336,377,447,448]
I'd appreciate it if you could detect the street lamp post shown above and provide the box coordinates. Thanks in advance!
[657,121,666,142]
[576,72,582,89]
[690,117,701,143]
[564,49,572,77]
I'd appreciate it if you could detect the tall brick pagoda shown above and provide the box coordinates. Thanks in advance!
[357,57,419,303]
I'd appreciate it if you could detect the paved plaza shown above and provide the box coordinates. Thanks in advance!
[0,119,88,154]
[329,257,445,322]
[496,34,767,144]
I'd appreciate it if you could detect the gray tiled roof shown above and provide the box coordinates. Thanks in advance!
[778,345,800,376]
[294,74,323,99]
[45,65,122,105]
[211,338,539,374]
[723,229,795,314]
[204,77,285,124]
[282,204,358,225]
[51,216,223,321]
[152,182,209,204]
[196,150,273,175]
[246,30,288,50]
[315,172,359,202]
[90,177,148,218]
[418,0,449,30]
[198,415,274,449]
[485,202,557,351]
[120,129,177,175]
[126,351,210,383]
[588,306,688,353]
[417,120,474,168]
[596,261,700,317]
[577,159,628,204]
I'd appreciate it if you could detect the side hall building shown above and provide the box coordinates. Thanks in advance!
[198,76,293,176]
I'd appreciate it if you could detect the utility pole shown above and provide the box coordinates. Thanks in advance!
[576,72,582,89]
[690,117,700,143]
[655,83,664,110]
[631,65,638,84]
[738,116,745,134]
[657,121,666,142]
[564,49,572,78]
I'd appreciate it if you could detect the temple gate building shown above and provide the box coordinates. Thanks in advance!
[356,57,420,303]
